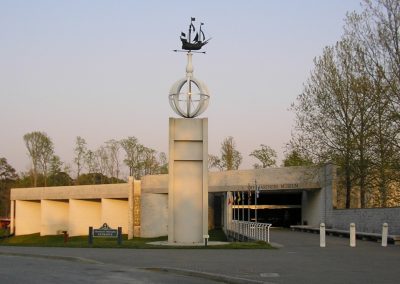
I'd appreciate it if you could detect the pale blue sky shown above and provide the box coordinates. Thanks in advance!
[0,0,363,174]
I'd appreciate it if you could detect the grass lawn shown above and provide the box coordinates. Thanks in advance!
[0,229,272,249]
[0,229,9,238]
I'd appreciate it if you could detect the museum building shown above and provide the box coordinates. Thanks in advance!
[9,163,339,238]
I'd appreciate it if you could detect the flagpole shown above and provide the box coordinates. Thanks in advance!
[228,192,231,231]
[232,192,236,220]
[247,184,251,222]
[241,191,244,223]
[236,191,240,238]
[255,180,258,224]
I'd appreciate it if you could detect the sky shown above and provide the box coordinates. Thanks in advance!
[0,0,364,176]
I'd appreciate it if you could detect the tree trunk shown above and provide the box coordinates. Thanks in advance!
[345,160,352,209]
[33,166,38,187]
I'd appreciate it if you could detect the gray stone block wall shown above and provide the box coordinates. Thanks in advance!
[326,207,400,235]
[322,163,400,235]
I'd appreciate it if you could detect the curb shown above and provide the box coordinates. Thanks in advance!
[143,267,275,284]
[0,251,102,264]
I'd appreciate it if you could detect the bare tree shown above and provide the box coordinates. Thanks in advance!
[85,150,98,184]
[38,136,54,187]
[96,146,109,184]
[208,154,223,171]
[158,152,168,174]
[74,136,87,184]
[105,139,121,181]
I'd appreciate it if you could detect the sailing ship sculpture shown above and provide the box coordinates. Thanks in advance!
[169,17,210,118]
[180,17,211,51]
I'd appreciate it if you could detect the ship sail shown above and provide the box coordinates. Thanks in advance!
[179,18,211,51]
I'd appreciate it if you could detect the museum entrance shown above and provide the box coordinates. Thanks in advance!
[233,191,302,227]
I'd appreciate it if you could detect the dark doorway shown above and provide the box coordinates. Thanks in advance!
[232,191,302,227]
[258,192,301,227]
[214,195,222,228]
[256,208,301,227]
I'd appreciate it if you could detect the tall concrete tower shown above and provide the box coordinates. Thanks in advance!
[167,18,210,243]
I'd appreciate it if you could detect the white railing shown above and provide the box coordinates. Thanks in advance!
[228,220,272,243]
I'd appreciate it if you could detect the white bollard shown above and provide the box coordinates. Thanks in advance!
[382,223,388,247]
[350,223,356,247]
[320,223,326,247]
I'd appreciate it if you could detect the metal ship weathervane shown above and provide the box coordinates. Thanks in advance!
[177,17,211,52]
[169,18,211,118]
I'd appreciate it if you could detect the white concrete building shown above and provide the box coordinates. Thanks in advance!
[10,164,336,238]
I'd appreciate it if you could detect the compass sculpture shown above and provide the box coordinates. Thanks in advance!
[169,18,211,118]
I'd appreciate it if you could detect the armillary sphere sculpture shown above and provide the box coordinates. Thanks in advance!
[169,17,211,118]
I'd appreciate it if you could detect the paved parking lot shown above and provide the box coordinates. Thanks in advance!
[1,229,399,283]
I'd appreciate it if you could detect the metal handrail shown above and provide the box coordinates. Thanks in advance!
[228,220,271,243]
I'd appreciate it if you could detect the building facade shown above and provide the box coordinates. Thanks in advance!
[10,164,345,237]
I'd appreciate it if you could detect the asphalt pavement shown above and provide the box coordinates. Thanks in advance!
[1,228,399,284]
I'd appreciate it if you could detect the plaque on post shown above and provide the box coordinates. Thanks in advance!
[89,223,122,245]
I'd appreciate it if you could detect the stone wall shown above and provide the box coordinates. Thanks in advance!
[322,164,400,235]
[326,207,400,235]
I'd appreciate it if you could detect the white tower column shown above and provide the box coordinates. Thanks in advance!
[168,118,208,243]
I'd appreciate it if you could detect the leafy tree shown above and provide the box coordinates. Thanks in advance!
[37,135,54,187]
[283,150,313,167]
[0,158,18,217]
[48,172,73,187]
[23,131,54,187]
[121,137,167,178]
[49,155,63,175]
[23,132,42,187]
[209,137,242,171]
[78,173,109,185]
[77,173,124,185]
[0,158,17,181]
[74,136,87,183]
[47,155,72,186]
[291,39,364,208]
[220,136,242,170]
[344,0,400,207]
[250,144,277,168]
[291,0,400,208]
[121,137,141,178]
[142,147,158,176]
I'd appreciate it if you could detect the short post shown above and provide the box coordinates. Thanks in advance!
[63,231,69,243]
[117,227,122,245]
[350,223,356,247]
[88,226,93,245]
[203,234,209,247]
[382,223,388,247]
[320,223,326,248]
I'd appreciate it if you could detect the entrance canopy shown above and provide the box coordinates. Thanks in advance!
[142,166,322,194]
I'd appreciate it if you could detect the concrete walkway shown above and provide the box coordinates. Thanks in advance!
[1,228,399,283]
